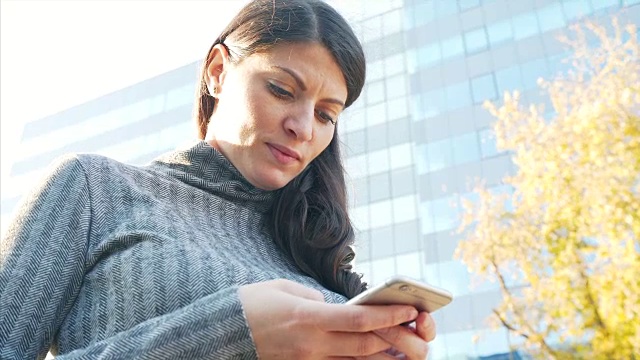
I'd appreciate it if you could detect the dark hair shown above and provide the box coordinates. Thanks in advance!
[193,0,367,298]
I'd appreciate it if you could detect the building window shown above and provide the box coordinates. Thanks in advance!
[396,252,422,280]
[452,132,481,165]
[435,0,458,17]
[389,143,414,170]
[476,328,512,358]
[351,204,370,230]
[387,96,409,121]
[592,0,619,11]
[369,172,391,203]
[383,9,403,36]
[407,49,418,74]
[420,201,436,234]
[386,74,407,100]
[438,260,471,296]
[353,260,372,284]
[512,11,539,40]
[370,225,394,258]
[366,102,387,127]
[344,108,366,133]
[415,143,429,175]
[423,89,447,118]
[495,65,523,94]
[520,58,549,90]
[392,194,418,223]
[442,330,478,359]
[487,19,513,46]
[430,195,460,233]
[413,1,436,27]
[470,73,498,104]
[367,80,385,105]
[418,43,442,68]
[426,137,454,172]
[345,129,367,156]
[369,59,385,81]
[546,52,571,77]
[150,93,166,115]
[445,81,472,111]
[441,35,465,60]
[458,0,480,11]
[384,53,406,77]
[562,1,593,21]
[165,83,195,110]
[536,3,566,32]
[479,128,500,158]
[368,147,390,175]
[371,256,396,285]
[464,27,488,54]
[362,15,383,42]
[346,153,368,179]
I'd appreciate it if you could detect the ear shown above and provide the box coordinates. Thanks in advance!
[206,44,231,96]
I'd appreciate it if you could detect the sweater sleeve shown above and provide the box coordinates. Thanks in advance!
[56,286,256,360]
[0,156,258,360]
[1,156,91,360]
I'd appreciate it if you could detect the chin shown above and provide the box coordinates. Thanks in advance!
[251,170,295,191]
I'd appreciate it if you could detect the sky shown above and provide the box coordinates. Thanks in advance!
[0,0,363,191]
[0,0,256,189]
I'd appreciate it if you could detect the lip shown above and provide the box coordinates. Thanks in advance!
[267,143,301,164]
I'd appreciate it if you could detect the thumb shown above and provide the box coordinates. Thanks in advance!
[275,279,326,302]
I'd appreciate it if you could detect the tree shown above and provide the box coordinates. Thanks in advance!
[455,19,639,359]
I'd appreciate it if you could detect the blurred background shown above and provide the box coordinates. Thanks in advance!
[1,0,638,359]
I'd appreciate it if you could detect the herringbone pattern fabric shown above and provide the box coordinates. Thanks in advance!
[0,141,347,359]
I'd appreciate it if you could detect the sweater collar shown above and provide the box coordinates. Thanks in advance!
[150,140,276,212]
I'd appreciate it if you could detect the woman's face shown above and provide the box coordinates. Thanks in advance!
[205,42,347,190]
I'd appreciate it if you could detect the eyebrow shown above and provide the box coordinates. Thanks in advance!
[273,65,346,108]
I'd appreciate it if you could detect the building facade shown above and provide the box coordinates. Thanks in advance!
[2,0,638,358]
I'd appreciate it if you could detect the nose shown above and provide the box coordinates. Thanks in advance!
[283,104,314,142]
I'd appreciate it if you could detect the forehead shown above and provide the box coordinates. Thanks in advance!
[240,42,347,97]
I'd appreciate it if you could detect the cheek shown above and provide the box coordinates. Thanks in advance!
[245,87,276,124]
[313,128,335,157]
[236,89,268,143]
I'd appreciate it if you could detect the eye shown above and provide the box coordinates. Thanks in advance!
[267,82,293,99]
[316,109,336,125]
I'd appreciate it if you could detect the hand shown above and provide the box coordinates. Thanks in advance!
[373,312,436,359]
[238,279,419,359]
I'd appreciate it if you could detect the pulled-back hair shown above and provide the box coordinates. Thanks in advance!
[193,0,367,298]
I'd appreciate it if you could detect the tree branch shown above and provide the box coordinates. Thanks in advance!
[490,259,558,359]
[492,309,529,339]
[580,267,609,335]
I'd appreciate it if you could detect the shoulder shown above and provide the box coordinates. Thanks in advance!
[43,153,122,178]
[42,152,153,189]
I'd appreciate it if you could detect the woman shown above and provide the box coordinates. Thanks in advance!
[0,0,436,359]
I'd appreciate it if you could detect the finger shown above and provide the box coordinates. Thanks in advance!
[414,312,436,342]
[328,351,398,360]
[321,332,391,357]
[374,325,429,360]
[315,304,418,332]
[273,279,325,302]
[364,351,404,359]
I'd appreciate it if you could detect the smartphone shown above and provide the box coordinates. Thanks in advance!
[346,275,453,313]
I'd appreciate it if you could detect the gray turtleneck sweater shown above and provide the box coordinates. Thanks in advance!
[0,141,348,360]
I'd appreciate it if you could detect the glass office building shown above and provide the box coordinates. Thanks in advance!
[339,0,637,358]
[2,0,638,358]
[1,62,200,232]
